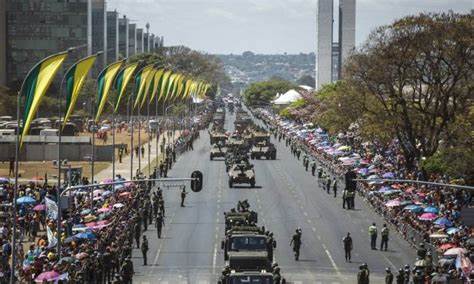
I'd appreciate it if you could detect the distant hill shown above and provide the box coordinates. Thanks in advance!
[216,52,315,89]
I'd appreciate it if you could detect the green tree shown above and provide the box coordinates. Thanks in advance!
[345,12,473,169]
[243,79,296,107]
[296,75,315,87]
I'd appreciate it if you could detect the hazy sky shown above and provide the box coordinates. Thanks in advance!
[108,0,473,54]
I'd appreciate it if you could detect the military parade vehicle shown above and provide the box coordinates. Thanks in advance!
[218,270,279,284]
[228,162,256,188]
[210,144,228,160]
[222,227,275,262]
[250,141,277,160]
[209,130,228,145]
[224,212,259,231]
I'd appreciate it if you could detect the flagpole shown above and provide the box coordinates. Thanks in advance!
[56,71,67,258]
[147,100,151,178]
[129,96,134,180]
[10,91,20,284]
[11,50,69,284]
[155,93,159,170]
[112,111,115,183]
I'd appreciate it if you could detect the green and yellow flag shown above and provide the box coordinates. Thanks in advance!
[158,70,173,101]
[140,68,157,108]
[150,69,165,102]
[164,73,179,102]
[170,74,183,101]
[63,54,97,127]
[96,60,124,121]
[20,51,68,147]
[133,64,154,109]
[114,63,139,113]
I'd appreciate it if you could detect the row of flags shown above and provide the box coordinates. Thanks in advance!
[19,51,211,146]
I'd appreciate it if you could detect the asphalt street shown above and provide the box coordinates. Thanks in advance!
[131,110,416,283]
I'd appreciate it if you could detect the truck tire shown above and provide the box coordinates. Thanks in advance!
[228,178,233,188]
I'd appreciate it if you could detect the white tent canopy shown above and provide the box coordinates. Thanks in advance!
[272,89,302,105]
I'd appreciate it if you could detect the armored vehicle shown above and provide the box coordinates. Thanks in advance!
[228,163,255,188]
[210,131,228,145]
[210,144,228,160]
[250,141,276,160]
[224,212,259,231]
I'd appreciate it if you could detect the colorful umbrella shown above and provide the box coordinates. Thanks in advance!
[74,231,96,240]
[438,243,456,251]
[424,206,439,214]
[97,207,111,213]
[446,227,460,235]
[34,271,60,282]
[419,213,437,221]
[403,205,423,213]
[444,247,467,256]
[16,196,36,205]
[434,217,453,228]
[113,203,125,209]
[385,199,401,207]
[382,172,395,179]
[33,204,46,211]
[429,232,448,239]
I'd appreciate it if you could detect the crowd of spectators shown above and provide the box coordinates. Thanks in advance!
[254,108,473,282]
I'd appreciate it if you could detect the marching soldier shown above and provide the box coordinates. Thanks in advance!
[385,268,394,284]
[357,264,370,284]
[141,235,149,266]
[290,228,302,261]
[311,161,316,176]
[332,178,338,197]
[380,224,389,251]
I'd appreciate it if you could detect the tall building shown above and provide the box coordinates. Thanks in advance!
[128,23,136,56]
[118,16,129,58]
[315,0,333,90]
[106,11,119,63]
[0,0,6,86]
[143,33,149,53]
[92,0,107,71]
[5,0,89,88]
[331,42,340,82]
[136,28,144,53]
[316,0,355,89]
[338,0,356,77]
[149,34,155,52]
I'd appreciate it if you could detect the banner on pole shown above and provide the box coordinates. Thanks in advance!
[45,197,58,220]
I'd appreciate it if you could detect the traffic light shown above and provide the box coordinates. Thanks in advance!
[190,170,203,192]
[345,170,357,191]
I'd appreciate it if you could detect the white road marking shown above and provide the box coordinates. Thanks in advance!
[322,243,342,277]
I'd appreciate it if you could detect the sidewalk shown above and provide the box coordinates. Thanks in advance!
[95,131,180,181]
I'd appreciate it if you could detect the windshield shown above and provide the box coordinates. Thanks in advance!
[229,276,273,284]
[230,236,266,250]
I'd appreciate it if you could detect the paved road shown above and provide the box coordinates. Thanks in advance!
[131,110,416,283]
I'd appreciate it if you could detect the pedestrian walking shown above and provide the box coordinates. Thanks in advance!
[141,235,149,265]
[180,186,187,207]
[343,232,353,262]
[8,157,14,176]
[380,224,389,251]
[332,178,338,198]
[326,176,331,194]
[156,212,164,239]
[369,223,377,250]
[134,221,141,249]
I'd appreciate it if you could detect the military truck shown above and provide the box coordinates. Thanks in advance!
[228,163,256,188]
[210,144,228,160]
[224,212,258,231]
[218,269,286,284]
[222,231,275,262]
[250,141,276,160]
